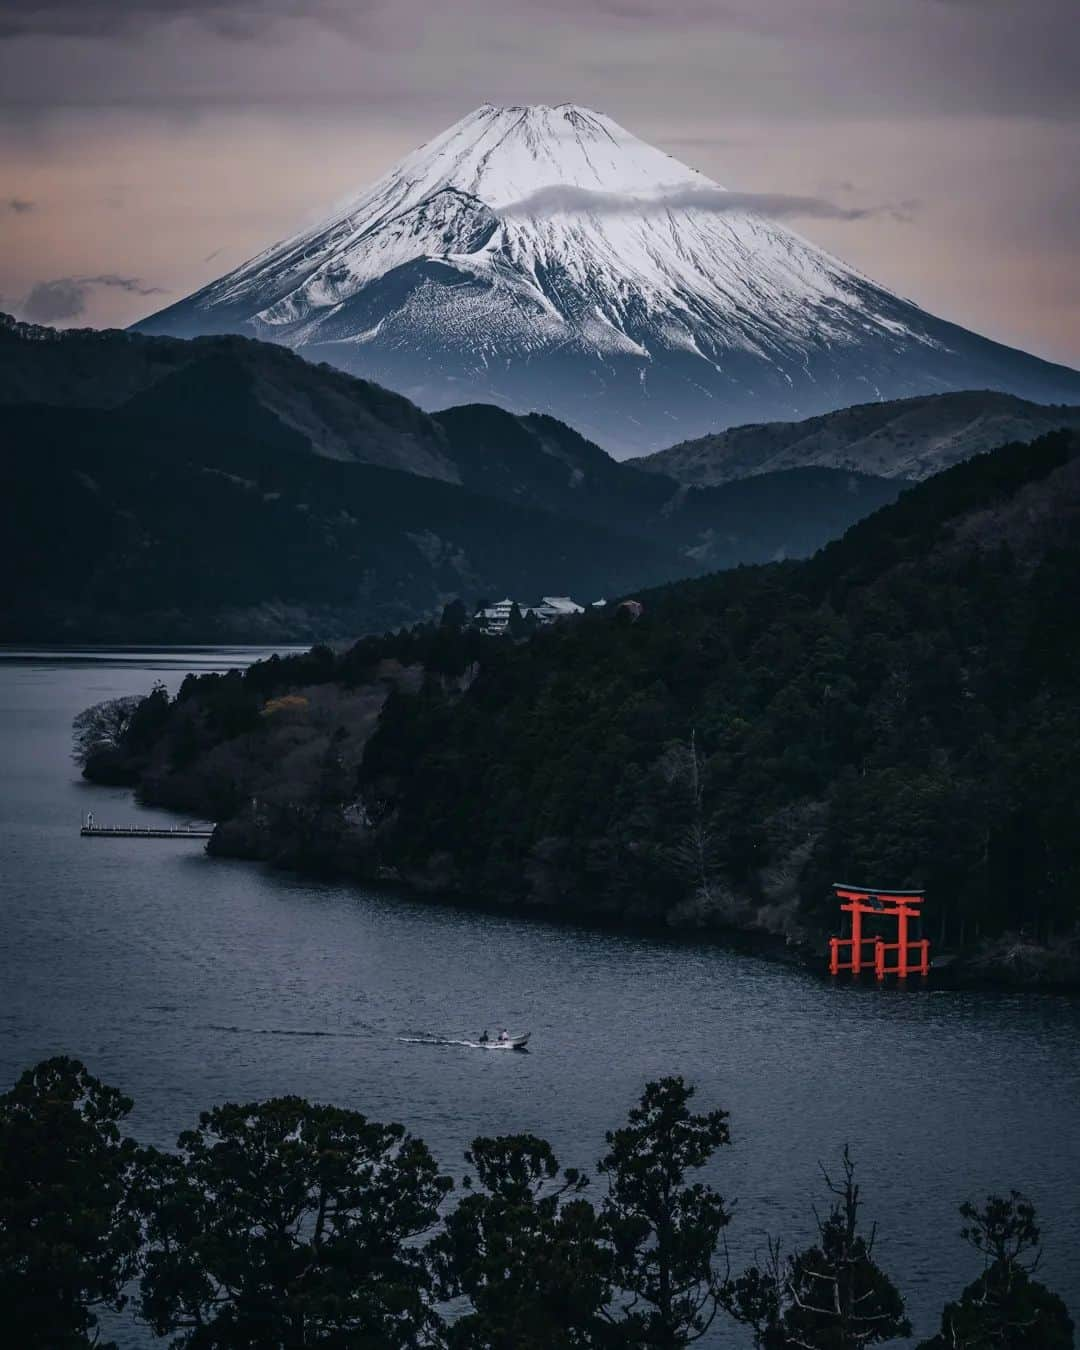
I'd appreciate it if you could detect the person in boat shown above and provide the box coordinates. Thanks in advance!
[479,1029,489,1044]
[498,1028,509,1043]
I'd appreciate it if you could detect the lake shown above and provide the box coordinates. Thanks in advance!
[2,647,1078,1346]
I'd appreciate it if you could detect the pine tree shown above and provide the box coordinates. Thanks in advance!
[917,1192,1074,1349]
[430,1134,611,1348]
[599,1077,732,1347]
[138,1096,452,1347]
[0,1058,141,1349]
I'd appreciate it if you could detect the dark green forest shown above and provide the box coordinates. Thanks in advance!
[85,430,1080,973]
[355,430,1080,953]
[1,1057,1072,1349]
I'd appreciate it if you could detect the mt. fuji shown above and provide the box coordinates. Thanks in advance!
[135,104,1080,454]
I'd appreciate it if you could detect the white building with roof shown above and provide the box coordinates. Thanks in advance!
[473,594,589,635]
[530,595,586,623]
[474,598,517,634]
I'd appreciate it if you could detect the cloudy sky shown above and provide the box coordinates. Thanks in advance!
[1,0,1077,366]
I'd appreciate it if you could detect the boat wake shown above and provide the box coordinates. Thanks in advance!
[189,1024,528,1050]
[198,1023,371,1040]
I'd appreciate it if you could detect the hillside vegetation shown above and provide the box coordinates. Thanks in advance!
[84,431,1080,977]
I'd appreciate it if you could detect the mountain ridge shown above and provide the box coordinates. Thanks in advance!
[0,378,673,643]
[631,390,1080,486]
[0,318,905,641]
[0,311,461,482]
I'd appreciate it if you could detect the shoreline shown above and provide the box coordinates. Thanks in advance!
[91,778,1080,993]
[207,820,1080,993]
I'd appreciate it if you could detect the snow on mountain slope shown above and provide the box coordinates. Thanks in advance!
[135,104,1080,456]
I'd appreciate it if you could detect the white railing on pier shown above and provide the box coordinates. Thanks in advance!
[80,823,214,838]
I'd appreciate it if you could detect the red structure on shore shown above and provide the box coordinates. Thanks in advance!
[828,884,930,980]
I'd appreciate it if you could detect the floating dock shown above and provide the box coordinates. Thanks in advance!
[80,824,213,839]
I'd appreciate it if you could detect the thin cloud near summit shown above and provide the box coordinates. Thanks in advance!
[499,183,917,223]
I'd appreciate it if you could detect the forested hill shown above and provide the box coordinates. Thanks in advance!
[0,314,902,641]
[354,430,1080,951]
[88,431,1080,973]
[0,383,677,642]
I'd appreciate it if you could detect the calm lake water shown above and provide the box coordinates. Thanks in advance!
[2,648,1078,1346]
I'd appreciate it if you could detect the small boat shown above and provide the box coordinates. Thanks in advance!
[399,1032,531,1052]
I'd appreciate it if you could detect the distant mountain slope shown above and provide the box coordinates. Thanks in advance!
[132,103,1080,454]
[0,314,909,641]
[632,391,1080,486]
[0,328,904,641]
[0,373,675,643]
[430,402,903,565]
[0,309,898,549]
[0,311,459,482]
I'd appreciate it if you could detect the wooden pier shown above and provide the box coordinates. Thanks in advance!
[80,824,214,839]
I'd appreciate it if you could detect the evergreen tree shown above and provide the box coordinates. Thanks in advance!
[0,1058,141,1349]
[430,1134,612,1348]
[138,1096,452,1348]
[719,1240,786,1349]
[599,1077,732,1347]
[440,599,469,631]
[508,603,528,639]
[917,1192,1074,1349]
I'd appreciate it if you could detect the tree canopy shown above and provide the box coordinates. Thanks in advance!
[429,1134,612,1348]
[138,1096,452,1348]
[0,1059,1074,1349]
[599,1077,733,1347]
[722,1149,910,1350]
[0,1057,141,1349]
[917,1192,1074,1349]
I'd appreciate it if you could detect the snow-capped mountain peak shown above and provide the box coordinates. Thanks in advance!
[135,103,1080,454]
[396,103,711,206]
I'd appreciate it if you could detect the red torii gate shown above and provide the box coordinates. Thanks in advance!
[828,883,930,980]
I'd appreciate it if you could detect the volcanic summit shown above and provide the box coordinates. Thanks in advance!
[136,104,1080,453]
